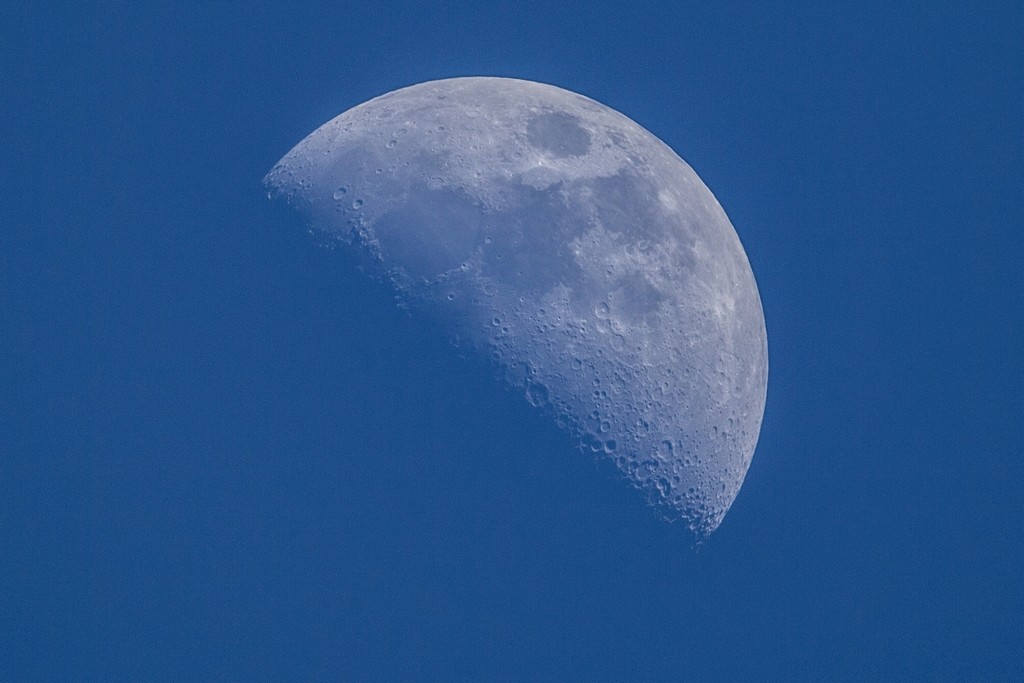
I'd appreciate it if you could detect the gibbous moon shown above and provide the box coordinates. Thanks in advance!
[266,77,767,538]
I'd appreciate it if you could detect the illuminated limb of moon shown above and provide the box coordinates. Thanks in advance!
[266,77,767,538]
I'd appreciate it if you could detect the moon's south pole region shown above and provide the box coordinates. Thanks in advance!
[266,77,767,538]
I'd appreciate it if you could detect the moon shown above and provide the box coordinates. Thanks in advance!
[266,77,767,538]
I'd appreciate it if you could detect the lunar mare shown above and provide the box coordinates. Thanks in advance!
[266,77,767,538]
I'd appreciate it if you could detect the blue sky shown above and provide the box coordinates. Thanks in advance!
[2,2,1021,680]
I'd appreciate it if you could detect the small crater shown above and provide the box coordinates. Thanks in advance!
[525,382,549,408]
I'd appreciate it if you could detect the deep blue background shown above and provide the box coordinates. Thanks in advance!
[3,2,1021,680]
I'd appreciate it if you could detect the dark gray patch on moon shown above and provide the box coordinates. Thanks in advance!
[611,273,664,324]
[479,185,584,295]
[527,112,591,157]
[585,172,672,245]
[373,185,485,282]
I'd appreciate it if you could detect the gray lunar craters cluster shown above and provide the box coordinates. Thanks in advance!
[266,77,767,538]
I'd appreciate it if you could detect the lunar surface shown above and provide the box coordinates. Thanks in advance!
[266,77,767,538]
